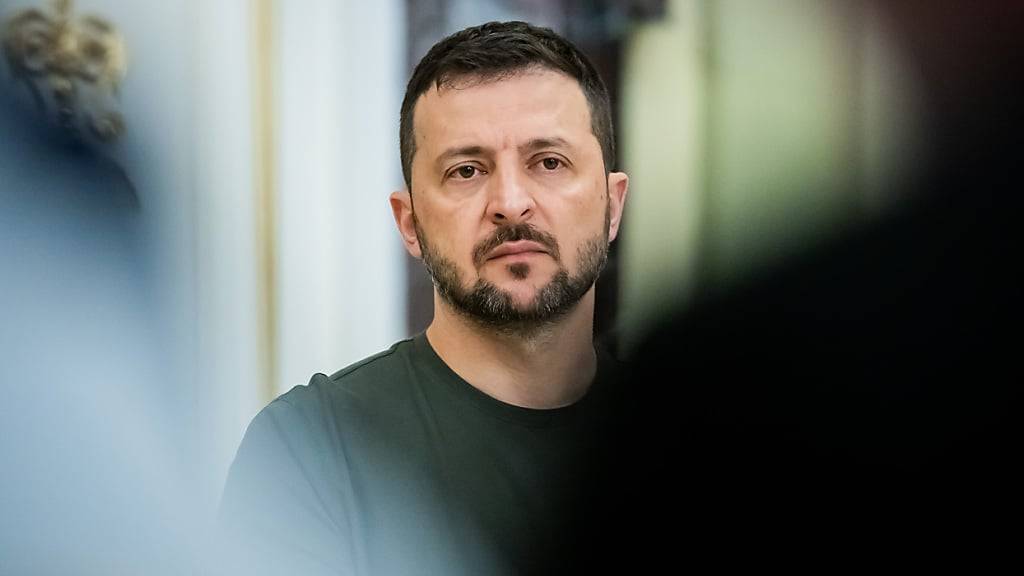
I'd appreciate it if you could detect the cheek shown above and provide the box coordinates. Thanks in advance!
[553,207,603,262]
[565,188,609,234]
[421,211,477,263]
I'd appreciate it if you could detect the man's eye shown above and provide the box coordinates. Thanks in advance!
[455,165,478,179]
[541,157,562,170]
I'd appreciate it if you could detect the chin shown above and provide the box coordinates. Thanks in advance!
[500,287,546,309]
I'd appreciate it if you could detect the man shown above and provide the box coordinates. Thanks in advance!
[218,21,628,575]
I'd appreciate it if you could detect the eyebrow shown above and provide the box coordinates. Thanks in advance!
[435,146,486,171]
[518,137,573,155]
[433,138,575,171]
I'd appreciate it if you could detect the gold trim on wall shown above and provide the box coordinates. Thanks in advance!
[252,0,277,404]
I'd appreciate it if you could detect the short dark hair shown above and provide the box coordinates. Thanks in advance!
[399,21,615,190]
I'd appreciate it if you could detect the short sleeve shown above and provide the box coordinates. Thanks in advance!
[213,398,356,575]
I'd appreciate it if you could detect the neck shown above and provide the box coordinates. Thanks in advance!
[426,288,598,409]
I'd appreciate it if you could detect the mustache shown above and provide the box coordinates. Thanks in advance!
[473,224,561,267]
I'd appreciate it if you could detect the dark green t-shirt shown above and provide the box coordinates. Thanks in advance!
[218,333,620,575]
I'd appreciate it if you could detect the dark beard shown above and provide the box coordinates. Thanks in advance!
[414,216,610,335]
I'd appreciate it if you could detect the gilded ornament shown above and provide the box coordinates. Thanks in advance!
[2,0,127,141]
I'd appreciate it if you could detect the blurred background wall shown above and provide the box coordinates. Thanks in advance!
[2,0,1011,572]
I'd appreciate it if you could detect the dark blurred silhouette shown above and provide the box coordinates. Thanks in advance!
[566,1,1020,570]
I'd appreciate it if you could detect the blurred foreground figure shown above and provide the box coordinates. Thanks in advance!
[0,82,190,574]
[596,0,1021,568]
[218,21,628,575]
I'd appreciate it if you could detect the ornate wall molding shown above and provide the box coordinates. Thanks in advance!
[2,0,127,141]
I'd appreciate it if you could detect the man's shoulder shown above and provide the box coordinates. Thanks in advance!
[324,336,417,385]
[272,336,420,419]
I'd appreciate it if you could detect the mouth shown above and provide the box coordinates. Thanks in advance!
[486,241,549,261]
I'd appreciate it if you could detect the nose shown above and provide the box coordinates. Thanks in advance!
[486,163,535,224]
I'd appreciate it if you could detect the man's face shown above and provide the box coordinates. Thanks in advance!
[392,69,628,330]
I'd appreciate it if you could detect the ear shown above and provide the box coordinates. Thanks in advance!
[389,189,422,259]
[606,171,629,243]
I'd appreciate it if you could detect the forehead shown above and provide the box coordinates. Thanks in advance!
[412,69,596,161]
